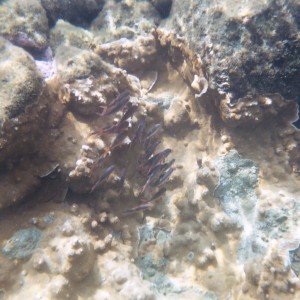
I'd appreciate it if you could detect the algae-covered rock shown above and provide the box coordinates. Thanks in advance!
[50,19,94,53]
[0,0,49,51]
[0,37,43,125]
[164,0,300,104]
[54,45,104,83]
[2,228,42,260]
[41,0,105,27]
[91,0,161,42]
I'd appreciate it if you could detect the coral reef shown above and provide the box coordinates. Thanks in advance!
[0,1,299,300]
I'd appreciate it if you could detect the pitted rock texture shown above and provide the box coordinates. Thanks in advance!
[164,0,300,104]
[0,0,49,51]
[218,93,298,127]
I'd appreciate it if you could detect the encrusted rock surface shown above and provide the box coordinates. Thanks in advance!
[0,0,49,52]
[163,0,300,105]
[0,3,299,300]
[41,0,105,27]
[2,228,42,260]
[218,93,298,127]
[91,0,161,42]
[95,35,158,73]
[0,37,44,124]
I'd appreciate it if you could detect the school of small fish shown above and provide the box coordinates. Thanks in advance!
[89,91,175,214]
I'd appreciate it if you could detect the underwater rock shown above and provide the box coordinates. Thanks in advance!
[0,2,299,299]
[218,93,298,127]
[164,0,300,104]
[2,228,42,260]
[0,38,49,210]
[154,29,207,98]
[54,45,104,83]
[60,73,140,116]
[41,0,105,27]
[244,240,300,298]
[0,169,41,210]
[49,19,94,53]
[95,35,157,73]
[48,275,71,299]
[164,98,191,131]
[151,0,173,18]
[67,143,98,193]
[59,236,95,282]
[0,38,44,124]
[91,0,161,42]
[0,0,49,52]
[61,77,111,116]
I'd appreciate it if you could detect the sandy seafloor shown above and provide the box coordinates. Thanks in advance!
[0,0,299,299]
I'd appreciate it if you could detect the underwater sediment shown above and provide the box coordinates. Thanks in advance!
[0,0,299,299]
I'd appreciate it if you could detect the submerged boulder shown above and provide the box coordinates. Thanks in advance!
[0,0,49,52]
[164,0,300,104]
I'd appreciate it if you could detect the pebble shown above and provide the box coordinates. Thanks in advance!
[91,220,98,229]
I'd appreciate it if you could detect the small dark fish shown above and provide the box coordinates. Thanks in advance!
[101,93,130,116]
[93,153,109,167]
[107,90,130,108]
[90,165,116,193]
[140,172,157,194]
[131,118,146,144]
[140,162,166,194]
[149,187,166,201]
[90,124,118,137]
[144,149,172,170]
[123,202,154,214]
[147,162,165,178]
[119,103,138,124]
[116,120,130,132]
[151,167,174,187]
[111,131,129,150]
[93,120,129,137]
[118,168,127,190]
[39,164,60,179]
[148,158,175,176]
[145,140,161,160]
[140,187,166,203]
[145,124,161,141]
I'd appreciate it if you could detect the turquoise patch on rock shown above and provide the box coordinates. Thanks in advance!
[214,150,259,224]
[2,228,42,260]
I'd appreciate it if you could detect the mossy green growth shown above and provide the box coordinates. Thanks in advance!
[0,0,49,50]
